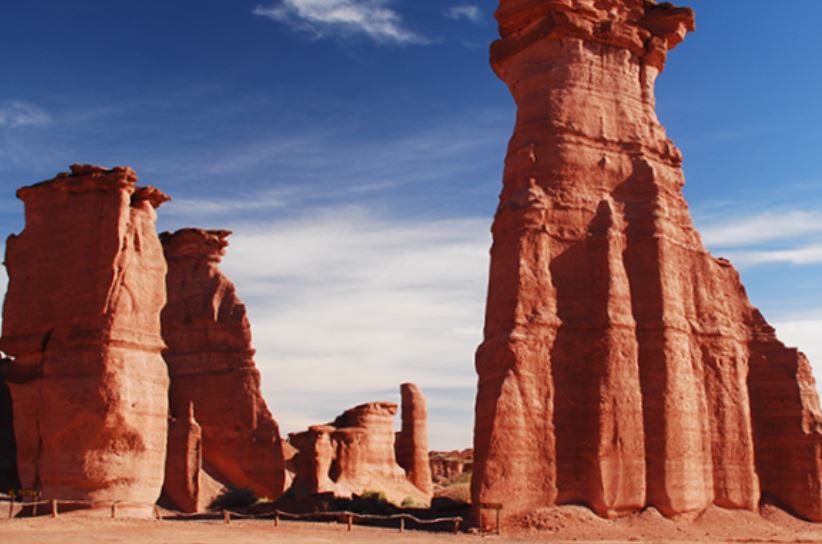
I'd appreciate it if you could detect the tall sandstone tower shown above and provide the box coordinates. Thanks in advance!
[473,0,822,526]
[1,165,170,507]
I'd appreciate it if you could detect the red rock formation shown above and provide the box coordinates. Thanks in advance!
[1,165,170,507]
[395,383,433,496]
[429,449,473,485]
[474,0,822,526]
[289,394,431,506]
[160,228,284,501]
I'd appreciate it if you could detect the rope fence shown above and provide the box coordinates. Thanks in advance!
[0,496,465,534]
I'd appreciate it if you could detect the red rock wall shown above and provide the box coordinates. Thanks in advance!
[395,383,433,495]
[161,228,284,501]
[473,0,822,526]
[1,165,170,505]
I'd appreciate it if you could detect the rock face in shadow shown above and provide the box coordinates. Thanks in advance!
[473,0,822,526]
[395,383,433,496]
[0,354,19,491]
[1,165,170,506]
[160,228,284,502]
[289,388,433,507]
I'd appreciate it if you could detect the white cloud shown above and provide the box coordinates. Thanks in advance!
[775,316,822,387]
[0,101,50,128]
[217,208,489,449]
[445,5,483,23]
[700,210,822,248]
[253,0,427,44]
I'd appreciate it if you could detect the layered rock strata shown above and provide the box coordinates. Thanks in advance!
[160,228,284,501]
[289,392,432,506]
[1,165,170,506]
[395,383,433,496]
[473,0,822,526]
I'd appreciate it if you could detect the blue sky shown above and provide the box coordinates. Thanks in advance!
[1,0,820,450]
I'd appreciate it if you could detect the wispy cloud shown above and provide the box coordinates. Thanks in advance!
[445,5,483,23]
[721,245,822,267]
[253,0,427,44]
[216,208,489,449]
[164,189,290,219]
[700,210,822,248]
[0,101,50,128]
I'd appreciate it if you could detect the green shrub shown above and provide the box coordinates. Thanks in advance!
[360,490,387,503]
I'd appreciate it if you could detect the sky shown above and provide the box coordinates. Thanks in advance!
[0,0,820,451]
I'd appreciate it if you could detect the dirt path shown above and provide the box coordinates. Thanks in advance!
[3,506,822,544]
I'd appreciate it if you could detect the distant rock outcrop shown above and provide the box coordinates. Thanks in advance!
[1,165,170,507]
[289,386,433,506]
[429,449,473,485]
[474,0,822,526]
[160,228,284,502]
[395,383,433,496]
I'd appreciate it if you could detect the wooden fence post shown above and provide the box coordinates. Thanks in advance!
[346,514,353,532]
[223,510,230,525]
[51,499,58,518]
[399,516,404,533]
[153,505,162,520]
[274,512,280,527]
[110,502,117,519]
[8,497,13,519]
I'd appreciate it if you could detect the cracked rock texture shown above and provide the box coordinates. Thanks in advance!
[473,0,822,527]
[160,228,284,501]
[1,165,170,506]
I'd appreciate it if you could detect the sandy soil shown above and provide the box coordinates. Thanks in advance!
[3,505,822,543]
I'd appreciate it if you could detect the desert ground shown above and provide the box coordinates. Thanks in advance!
[4,506,822,544]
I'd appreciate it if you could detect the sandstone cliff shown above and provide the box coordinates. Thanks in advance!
[473,0,822,526]
[160,228,284,502]
[1,165,170,507]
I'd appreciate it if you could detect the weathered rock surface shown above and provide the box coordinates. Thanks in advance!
[161,228,284,501]
[289,391,432,506]
[473,0,822,526]
[395,383,433,496]
[429,449,473,485]
[1,165,170,506]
